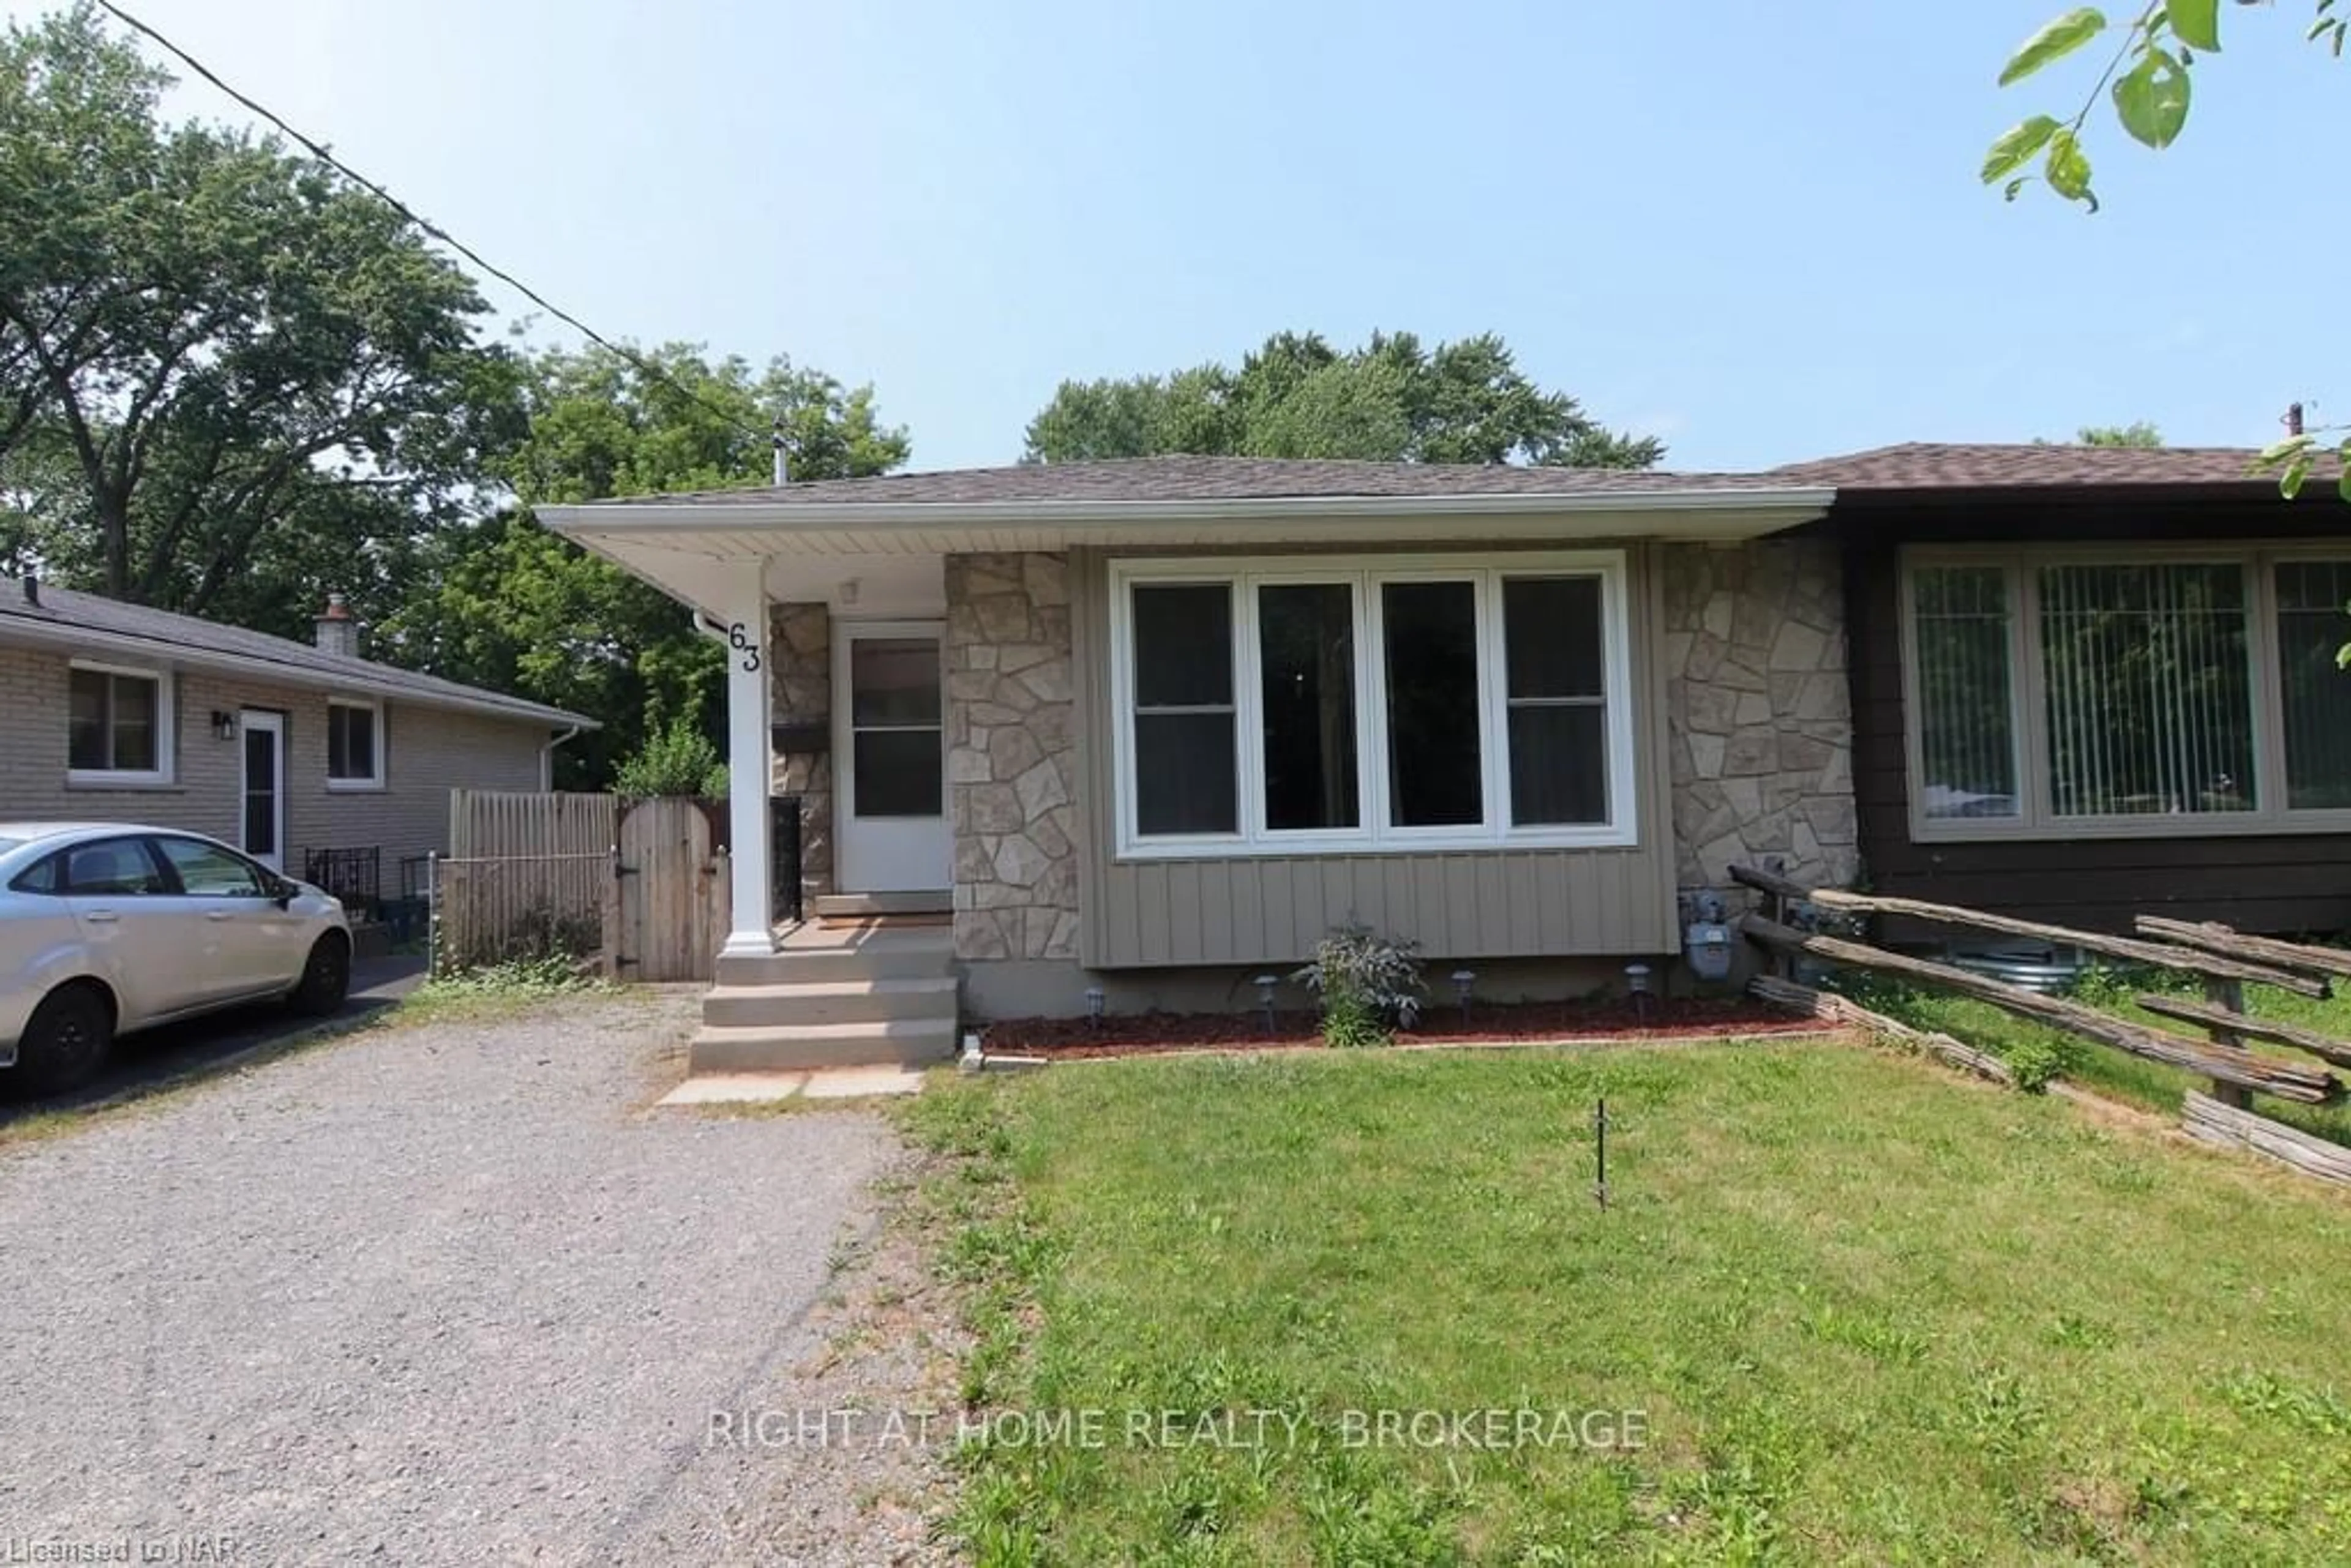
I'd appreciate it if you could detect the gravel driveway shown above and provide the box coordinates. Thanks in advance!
[0,991,940,1564]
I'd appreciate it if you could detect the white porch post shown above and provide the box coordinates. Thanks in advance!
[720,586,776,958]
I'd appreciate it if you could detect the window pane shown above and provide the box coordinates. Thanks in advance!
[1382,580,1483,827]
[1509,706,1607,825]
[153,837,263,898]
[328,709,349,778]
[243,727,277,855]
[2278,561,2351,810]
[1911,566,2019,819]
[850,639,941,727]
[1258,584,1359,831]
[853,729,943,817]
[65,839,167,896]
[350,709,375,779]
[1132,584,1231,707]
[1503,577,1603,699]
[2039,563,2254,817]
[108,674,156,772]
[69,669,107,770]
[1136,713,1237,835]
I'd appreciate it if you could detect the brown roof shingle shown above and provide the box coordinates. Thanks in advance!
[1766,441,2331,491]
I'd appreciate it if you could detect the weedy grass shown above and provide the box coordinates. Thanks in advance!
[1861,969,2351,1147]
[901,1039,2351,1566]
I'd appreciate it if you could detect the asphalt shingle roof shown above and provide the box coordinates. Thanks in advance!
[1765,441,2329,491]
[0,578,591,727]
[585,454,1810,508]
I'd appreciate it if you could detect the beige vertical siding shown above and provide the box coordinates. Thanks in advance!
[0,642,552,876]
[1071,545,1681,967]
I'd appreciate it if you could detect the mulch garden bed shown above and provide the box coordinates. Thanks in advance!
[981,999,1822,1059]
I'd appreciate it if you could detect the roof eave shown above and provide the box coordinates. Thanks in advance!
[0,617,597,730]
[539,486,1837,544]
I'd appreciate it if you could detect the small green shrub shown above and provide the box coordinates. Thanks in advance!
[1294,921,1425,1048]
[614,715,727,797]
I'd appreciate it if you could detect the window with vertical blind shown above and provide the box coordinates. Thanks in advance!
[1902,550,2351,836]
[1111,552,1637,857]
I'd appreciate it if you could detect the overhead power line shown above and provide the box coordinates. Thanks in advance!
[94,0,775,448]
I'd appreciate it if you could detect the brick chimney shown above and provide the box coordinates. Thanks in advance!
[315,592,358,658]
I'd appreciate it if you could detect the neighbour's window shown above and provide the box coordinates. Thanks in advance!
[68,665,169,779]
[62,838,170,896]
[1903,553,2351,834]
[1114,553,1632,855]
[152,836,266,898]
[328,699,381,786]
[2276,561,2351,812]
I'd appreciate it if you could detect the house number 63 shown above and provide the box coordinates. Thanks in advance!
[727,621,762,673]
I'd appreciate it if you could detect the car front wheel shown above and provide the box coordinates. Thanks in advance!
[288,933,351,1017]
[12,985,114,1095]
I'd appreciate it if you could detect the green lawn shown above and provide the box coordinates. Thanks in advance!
[906,1041,2351,1566]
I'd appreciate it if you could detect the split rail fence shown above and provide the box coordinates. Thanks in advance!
[1732,863,2351,1187]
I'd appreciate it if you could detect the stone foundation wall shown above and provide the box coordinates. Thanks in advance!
[1661,540,1858,895]
[768,601,834,907]
[945,553,1080,962]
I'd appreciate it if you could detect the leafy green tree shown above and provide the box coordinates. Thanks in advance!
[379,342,909,786]
[1986,6,2345,497]
[2033,421,2164,447]
[0,4,516,632]
[1024,329,1660,468]
[2077,421,2164,448]
[613,715,728,797]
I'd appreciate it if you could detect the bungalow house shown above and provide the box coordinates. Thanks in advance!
[0,576,594,906]
[542,446,2351,1073]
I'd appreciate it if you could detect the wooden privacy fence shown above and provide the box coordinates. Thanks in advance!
[1734,864,2351,1187]
[433,790,731,982]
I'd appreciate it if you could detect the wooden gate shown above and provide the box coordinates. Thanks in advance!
[617,797,731,981]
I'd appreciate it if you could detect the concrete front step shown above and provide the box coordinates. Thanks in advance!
[689,1017,961,1074]
[702,974,959,1029]
[812,890,953,919]
[716,927,953,986]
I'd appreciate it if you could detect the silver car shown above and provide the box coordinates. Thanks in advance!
[0,823,351,1093]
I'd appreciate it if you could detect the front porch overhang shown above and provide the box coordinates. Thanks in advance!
[539,487,1832,623]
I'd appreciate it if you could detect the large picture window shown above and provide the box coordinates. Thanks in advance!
[1112,553,1635,857]
[1903,549,2351,837]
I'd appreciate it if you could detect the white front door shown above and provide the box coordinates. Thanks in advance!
[239,710,286,872]
[836,621,949,893]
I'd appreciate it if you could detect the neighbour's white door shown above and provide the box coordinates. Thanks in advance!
[239,710,286,872]
[836,622,949,893]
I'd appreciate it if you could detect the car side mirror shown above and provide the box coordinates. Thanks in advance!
[270,877,298,907]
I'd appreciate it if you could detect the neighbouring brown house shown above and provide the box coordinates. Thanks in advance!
[0,577,594,907]
[1779,443,2351,938]
[543,445,2351,1075]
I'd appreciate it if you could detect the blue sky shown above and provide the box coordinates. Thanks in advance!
[15,0,2345,471]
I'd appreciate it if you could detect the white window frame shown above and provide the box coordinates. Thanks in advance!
[66,659,175,787]
[325,697,386,791]
[1899,541,2351,842]
[1108,550,1638,860]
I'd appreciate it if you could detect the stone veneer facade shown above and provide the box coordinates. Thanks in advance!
[945,553,1081,961]
[1661,539,1858,895]
[768,601,834,907]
